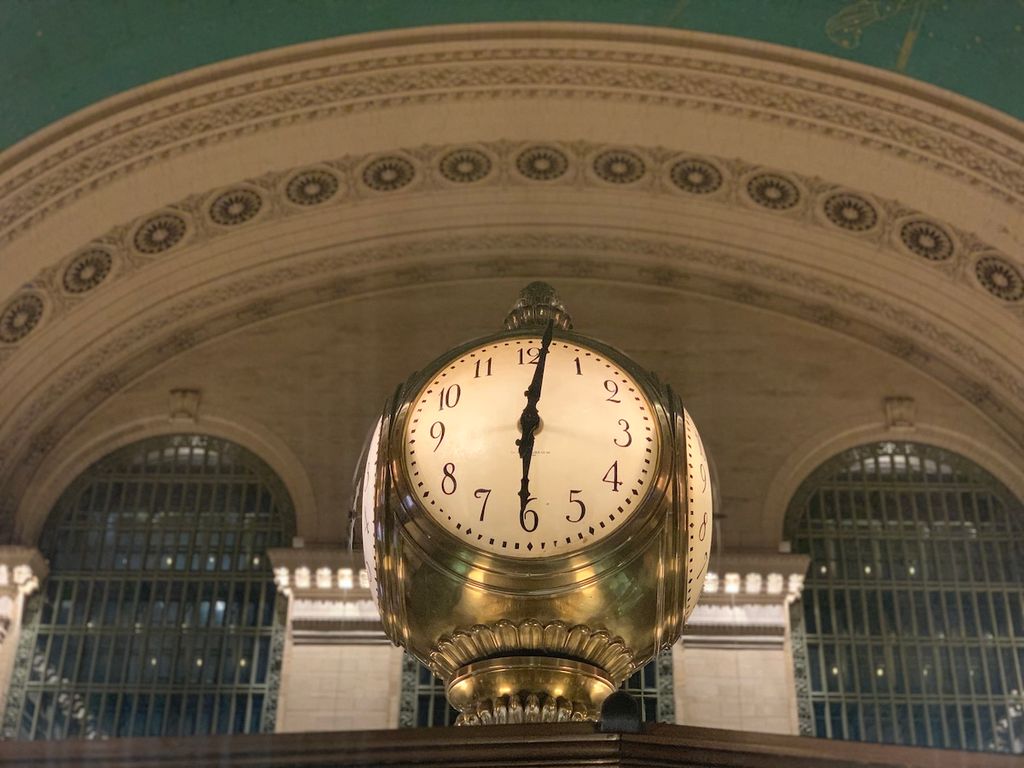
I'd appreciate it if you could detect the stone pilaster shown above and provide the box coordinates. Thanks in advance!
[0,547,47,718]
[674,552,809,734]
[267,546,402,732]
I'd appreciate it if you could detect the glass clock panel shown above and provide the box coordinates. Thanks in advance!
[359,416,384,611]
[403,337,660,558]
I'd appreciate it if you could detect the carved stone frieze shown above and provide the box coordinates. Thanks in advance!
[1,139,1018,359]
[268,547,371,599]
[1,27,1022,254]
[684,603,788,631]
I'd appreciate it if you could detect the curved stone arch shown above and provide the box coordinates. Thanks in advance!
[4,213,1022,433]
[768,421,1024,546]
[5,139,1022,346]
[3,223,1024,543]
[4,427,296,740]
[783,437,1024,751]
[2,24,1021,242]
[15,411,317,545]
[1,24,1021,296]
[1,162,1021,457]
[0,22,1022,546]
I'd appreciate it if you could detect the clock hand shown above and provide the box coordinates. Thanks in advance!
[516,319,555,516]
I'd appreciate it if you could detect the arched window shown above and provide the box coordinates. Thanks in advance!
[788,441,1024,754]
[2,435,296,739]
[399,652,675,726]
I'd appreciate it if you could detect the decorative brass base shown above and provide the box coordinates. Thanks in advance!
[447,656,616,725]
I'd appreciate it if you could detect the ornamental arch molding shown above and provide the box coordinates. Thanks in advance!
[767,421,1024,548]
[0,24,1022,544]
[15,413,317,545]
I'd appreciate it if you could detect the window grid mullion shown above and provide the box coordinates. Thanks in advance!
[7,435,293,741]
[791,442,1023,755]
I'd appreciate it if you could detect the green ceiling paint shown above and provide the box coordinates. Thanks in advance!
[1,0,1021,150]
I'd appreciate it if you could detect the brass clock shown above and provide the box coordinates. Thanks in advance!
[358,283,713,724]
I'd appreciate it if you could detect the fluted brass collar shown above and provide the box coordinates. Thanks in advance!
[429,619,635,681]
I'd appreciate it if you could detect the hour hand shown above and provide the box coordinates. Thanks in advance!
[518,458,533,514]
[517,398,539,513]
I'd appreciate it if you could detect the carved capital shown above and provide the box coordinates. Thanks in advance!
[267,546,371,601]
[698,551,809,605]
[268,547,382,643]
[684,551,810,645]
[0,546,47,598]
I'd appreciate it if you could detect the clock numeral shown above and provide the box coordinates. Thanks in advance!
[567,489,586,523]
[692,550,709,592]
[573,356,583,375]
[613,419,632,447]
[520,498,539,532]
[699,463,708,493]
[438,384,461,411]
[518,347,540,365]
[698,511,708,542]
[474,357,492,378]
[474,488,492,521]
[603,379,621,403]
[602,461,622,492]
[429,421,445,452]
[441,463,457,495]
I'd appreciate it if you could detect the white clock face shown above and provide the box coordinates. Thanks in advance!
[360,415,384,611]
[683,408,713,616]
[402,336,660,558]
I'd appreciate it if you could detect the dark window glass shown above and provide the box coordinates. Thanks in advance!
[4,435,294,740]
[790,442,1024,754]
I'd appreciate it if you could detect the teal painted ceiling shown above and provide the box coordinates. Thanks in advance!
[1,0,1022,150]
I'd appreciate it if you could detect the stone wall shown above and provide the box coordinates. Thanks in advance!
[269,549,808,734]
[674,642,797,734]
[277,642,403,732]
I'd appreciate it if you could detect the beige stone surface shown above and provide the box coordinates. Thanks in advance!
[1,25,1022,550]
[674,643,797,734]
[277,643,404,732]
[0,22,1022,740]
[19,281,1017,549]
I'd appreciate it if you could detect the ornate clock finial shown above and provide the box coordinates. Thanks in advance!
[503,281,574,331]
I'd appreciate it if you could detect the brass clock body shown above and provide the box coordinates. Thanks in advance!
[358,286,713,723]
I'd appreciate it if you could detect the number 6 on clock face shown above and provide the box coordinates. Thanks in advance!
[403,337,660,558]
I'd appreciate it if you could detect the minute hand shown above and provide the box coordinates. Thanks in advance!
[516,320,555,516]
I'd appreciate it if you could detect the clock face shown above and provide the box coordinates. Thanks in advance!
[359,415,384,610]
[402,336,660,559]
